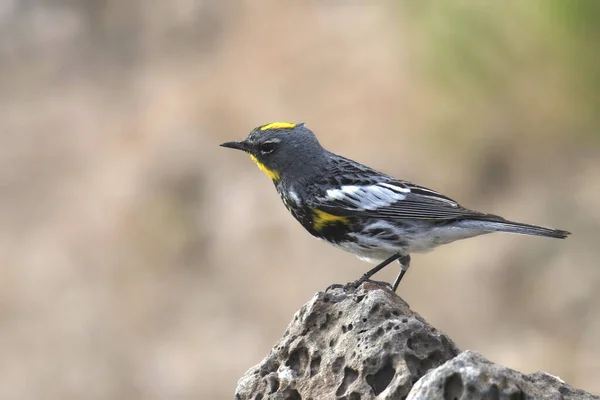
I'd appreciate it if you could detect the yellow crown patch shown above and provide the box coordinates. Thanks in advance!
[260,122,296,131]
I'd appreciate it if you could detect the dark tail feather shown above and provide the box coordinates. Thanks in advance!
[461,218,571,239]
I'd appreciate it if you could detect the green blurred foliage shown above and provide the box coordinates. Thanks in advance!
[400,0,600,138]
[545,0,600,120]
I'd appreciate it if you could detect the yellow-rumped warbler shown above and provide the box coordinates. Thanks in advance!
[221,122,570,291]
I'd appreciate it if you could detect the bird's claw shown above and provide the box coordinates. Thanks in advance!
[325,279,394,293]
[325,283,345,291]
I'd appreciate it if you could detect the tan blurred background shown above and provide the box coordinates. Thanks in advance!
[1,0,599,398]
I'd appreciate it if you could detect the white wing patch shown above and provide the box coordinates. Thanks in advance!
[324,183,410,210]
[379,183,411,193]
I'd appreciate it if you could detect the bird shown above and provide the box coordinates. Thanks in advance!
[220,122,570,291]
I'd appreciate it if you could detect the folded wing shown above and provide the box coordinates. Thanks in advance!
[311,179,491,221]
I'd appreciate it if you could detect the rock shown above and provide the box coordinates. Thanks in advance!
[408,350,600,400]
[235,282,599,400]
[235,282,460,400]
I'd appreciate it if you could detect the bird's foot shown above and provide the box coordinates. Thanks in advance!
[325,283,345,291]
[326,279,393,293]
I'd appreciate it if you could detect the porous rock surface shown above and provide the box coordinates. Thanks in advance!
[235,282,460,400]
[235,282,599,400]
[408,350,600,400]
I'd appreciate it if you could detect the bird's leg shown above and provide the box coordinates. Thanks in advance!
[345,253,402,290]
[392,254,411,292]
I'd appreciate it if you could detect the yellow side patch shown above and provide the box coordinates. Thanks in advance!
[260,122,296,131]
[250,155,280,181]
[313,209,349,231]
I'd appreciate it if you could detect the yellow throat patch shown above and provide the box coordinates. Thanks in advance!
[260,122,296,131]
[312,209,349,231]
[250,155,280,181]
[249,122,296,180]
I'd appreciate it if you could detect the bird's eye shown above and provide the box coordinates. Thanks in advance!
[260,141,276,154]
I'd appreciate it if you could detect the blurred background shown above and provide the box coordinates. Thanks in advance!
[1,0,599,398]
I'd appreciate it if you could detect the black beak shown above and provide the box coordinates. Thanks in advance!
[220,140,250,152]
